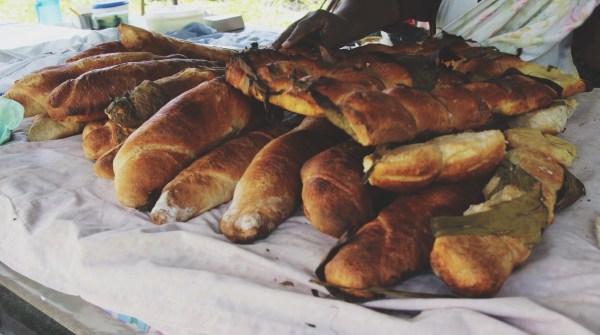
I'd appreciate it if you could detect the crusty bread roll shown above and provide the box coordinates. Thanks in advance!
[301,140,380,238]
[220,117,347,244]
[118,23,237,63]
[82,120,133,161]
[5,52,182,117]
[105,67,223,128]
[27,113,85,142]
[151,125,290,224]
[319,179,485,299]
[113,77,263,210]
[363,130,506,193]
[65,41,128,62]
[47,59,222,122]
[504,128,576,167]
[93,143,122,179]
[507,99,577,135]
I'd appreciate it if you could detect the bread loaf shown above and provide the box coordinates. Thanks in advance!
[5,52,182,117]
[105,67,223,128]
[318,179,485,299]
[430,131,583,297]
[118,23,237,63]
[507,99,577,135]
[363,130,506,193]
[27,113,85,141]
[66,41,128,62]
[151,125,290,224]
[93,143,122,179]
[82,120,134,161]
[301,140,382,238]
[220,117,347,244]
[47,59,222,122]
[113,77,263,210]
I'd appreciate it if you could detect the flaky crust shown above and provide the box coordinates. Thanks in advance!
[47,59,223,122]
[220,117,347,243]
[113,77,262,210]
[321,180,485,298]
[118,23,237,63]
[301,140,377,238]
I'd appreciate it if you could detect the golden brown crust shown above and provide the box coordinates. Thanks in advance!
[220,117,347,243]
[65,41,128,62]
[4,52,179,117]
[150,125,289,224]
[322,180,485,297]
[113,78,263,210]
[82,120,133,161]
[118,23,237,63]
[93,143,122,179]
[47,59,222,122]
[301,140,377,238]
[364,130,505,192]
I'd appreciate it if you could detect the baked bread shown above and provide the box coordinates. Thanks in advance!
[82,120,134,161]
[151,125,290,224]
[220,117,347,244]
[113,77,263,210]
[93,143,122,179]
[5,52,182,117]
[301,140,381,238]
[118,23,237,63]
[319,179,485,299]
[27,113,85,141]
[507,99,577,135]
[105,67,223,128]
[430,131,582,297]
[65,41,128,62]
[363,130,506,192]
[47,59,222,122]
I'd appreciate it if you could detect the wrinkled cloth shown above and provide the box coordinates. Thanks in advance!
[165,22,217,40]
[437,0,600,74]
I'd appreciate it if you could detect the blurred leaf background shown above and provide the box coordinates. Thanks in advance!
[0,0,323,28]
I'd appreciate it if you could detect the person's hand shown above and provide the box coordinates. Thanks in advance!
[272,9,354,50]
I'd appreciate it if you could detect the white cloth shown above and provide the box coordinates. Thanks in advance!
[436,0,600,74]
[1,19,600,335]
[1,90,599,334]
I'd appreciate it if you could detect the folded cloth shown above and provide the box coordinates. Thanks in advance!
[165,22,217,40]
[0,97,24,145]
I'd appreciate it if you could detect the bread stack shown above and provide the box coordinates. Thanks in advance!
[8,24,588,300]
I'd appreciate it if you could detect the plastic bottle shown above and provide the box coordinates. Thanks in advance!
[35,0,63,25]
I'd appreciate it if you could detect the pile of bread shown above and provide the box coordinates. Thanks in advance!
[6,23,588,299]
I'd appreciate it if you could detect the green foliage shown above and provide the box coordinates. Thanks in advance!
[0,0,323,28]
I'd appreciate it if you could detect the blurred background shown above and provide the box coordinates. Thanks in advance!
[0,0,323,28]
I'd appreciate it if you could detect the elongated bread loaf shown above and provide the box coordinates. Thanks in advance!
[151,125,290,224]
[118,23,237,63]
[82,120,133,161]
[301,140,381,238]
[113,77,263,210]
[363,130,506,193]
[27,113,85,141]
[5,52,181,117]
[319,179,485,299]
[47,59,222,122]
[220,117,347,244]
[66,41,128,62]
[93,143,122,179]
[105,67,223,128]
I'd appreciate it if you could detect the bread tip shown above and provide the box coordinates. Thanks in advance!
[220,211,264,244]
[151,191,192,224]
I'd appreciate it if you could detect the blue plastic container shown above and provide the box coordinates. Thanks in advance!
[35,0,63,25]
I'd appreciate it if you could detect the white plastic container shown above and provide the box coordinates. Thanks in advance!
[90,0,129,29]
[145,5,206,33]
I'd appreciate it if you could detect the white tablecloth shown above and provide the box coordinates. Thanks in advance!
[0,23,599,335]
